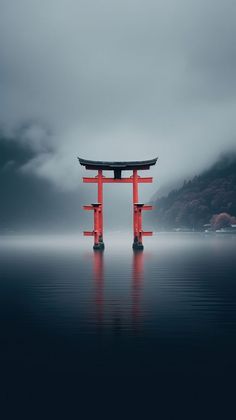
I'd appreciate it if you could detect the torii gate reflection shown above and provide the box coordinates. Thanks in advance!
[93,249,104,326]
[79,158,157,250]
[92,250,145,332]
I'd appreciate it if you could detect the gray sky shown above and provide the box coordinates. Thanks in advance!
[1,0,236,197]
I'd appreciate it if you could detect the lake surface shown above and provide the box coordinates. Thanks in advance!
[1,233,236,416]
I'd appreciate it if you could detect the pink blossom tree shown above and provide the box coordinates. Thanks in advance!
[210,213,236,230]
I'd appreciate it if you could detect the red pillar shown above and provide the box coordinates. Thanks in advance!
[138,206,142,243]
[94,205,99,246]
[83,203,104,250]
[133,170,143,249]
[97,169,103,237]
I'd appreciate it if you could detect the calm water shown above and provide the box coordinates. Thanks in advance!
[1,233,236,415]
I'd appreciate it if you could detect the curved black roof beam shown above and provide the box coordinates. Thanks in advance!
[78,157,158,171]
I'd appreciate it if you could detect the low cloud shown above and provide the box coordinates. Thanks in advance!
[1,0,236,193]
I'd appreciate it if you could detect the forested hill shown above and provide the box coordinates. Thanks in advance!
[151,153,236,230]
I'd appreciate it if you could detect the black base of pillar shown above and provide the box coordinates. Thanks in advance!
[93,235,105,251]
[132,242,144,251]
[133,236,144,251]
[93,242,105,251]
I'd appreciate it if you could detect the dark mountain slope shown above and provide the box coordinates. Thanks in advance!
[152,153,236,230]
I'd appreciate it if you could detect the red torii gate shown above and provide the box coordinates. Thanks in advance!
[78,157,157,250]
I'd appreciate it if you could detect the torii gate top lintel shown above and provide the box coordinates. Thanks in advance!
[78,157,157,179]
[78,157,157,250]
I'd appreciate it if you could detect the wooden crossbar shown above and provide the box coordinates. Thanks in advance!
[83,177,153,184]
[142,231,153,236]
[83,231,94,236]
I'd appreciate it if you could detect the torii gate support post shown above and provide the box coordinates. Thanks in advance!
[132,170,153,250]
[97,169,104,249]
[132,169,142,250]
[83,169,105,250]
